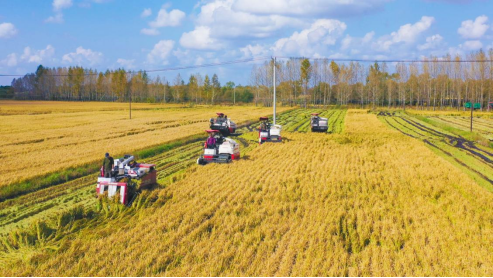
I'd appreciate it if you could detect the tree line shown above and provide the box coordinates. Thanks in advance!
[251,49,493,110]
[11,66,254,104]
[9,48,493,110]
[0,86,14,99]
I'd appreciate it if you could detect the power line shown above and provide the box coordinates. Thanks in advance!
[2,55,492,78]
[0,56,271,77]
[276,56,493,63]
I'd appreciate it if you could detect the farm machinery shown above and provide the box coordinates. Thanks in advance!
[310,113,328,132]
[210,112,237,136]
[197,130,240,165]
[96,155,157,205]
[258,117,282,144]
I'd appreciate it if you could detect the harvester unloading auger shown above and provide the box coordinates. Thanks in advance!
[197,130,240,165]
[310,113,328,132]
[96,155,157,205]
[210,112,237,136]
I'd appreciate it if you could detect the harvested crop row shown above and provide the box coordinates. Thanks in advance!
[379,113,493,189]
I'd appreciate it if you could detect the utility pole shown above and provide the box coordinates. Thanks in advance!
[129,89,132,120]
[273,57,276,125]
[234,85,236,105]
[470,101,473,132]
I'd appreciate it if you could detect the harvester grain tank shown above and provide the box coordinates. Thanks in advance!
[258,117,282,144]
[310,113,328,132]
[96,154,157,205]
[197,130,240,165]
[210,112,237,136]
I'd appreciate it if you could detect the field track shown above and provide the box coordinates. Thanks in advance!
[379,112,493,189]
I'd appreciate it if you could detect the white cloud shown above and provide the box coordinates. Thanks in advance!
[140,28,159,36]
[149,8,185,28]
[1,53,18,67]
[417,34,444,50]
[116,58,135,69]
[180,26,222,50]
[232,0,390,17]
[240,44,269,58]
[46,0,72,24]
[62,46,103,66]
[336,16,437,60]
[0,22,18,38]
[53,0,72,11]
[390,16,435,44]
[272,19,347,56]
[341,31,374,51]
[45,13,64,24]
[458,15,489,39]
[371,16,434,52]
[20,45,55,63]
[141,8,152,18]
[141,7,185,36]
[147,40,175,65]
[463,40,483,50]
[194,0,305,39]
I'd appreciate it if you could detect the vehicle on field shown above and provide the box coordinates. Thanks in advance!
[258,117,282,144]
[197,130,240,165]
[96,155,157,205]
[310,113,328,132]
[210,112,237,136]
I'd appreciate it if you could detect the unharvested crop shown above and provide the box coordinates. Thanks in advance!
[2,110,493,276]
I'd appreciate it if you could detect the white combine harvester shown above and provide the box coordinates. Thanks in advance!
[197,130,240,165]
[258,117,282,144]
[96,155,157,205]
[310,113,328,132]
[210,112,237,136]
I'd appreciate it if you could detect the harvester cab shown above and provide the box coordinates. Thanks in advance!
[310,113,328,132]
[258,117,282,144]
[197,130,240,165]
[96,154,157,205]
[210,112,237,136]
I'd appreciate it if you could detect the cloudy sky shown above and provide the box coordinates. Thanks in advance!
[0,0,492,85]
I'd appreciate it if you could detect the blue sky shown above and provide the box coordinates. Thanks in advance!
[0,0,492,85]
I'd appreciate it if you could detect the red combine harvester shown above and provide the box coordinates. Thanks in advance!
[197,130,240,165]
[210,112,237,136]
[96,154,157,205]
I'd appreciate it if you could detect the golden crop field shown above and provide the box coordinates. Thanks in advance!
[2,109,493,276]
[406,108,493,118]
[0,101,289,188]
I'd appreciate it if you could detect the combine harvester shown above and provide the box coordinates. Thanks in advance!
[210,112,237,136]
[310,113,328,132]
[258,117,282,144]
[197,130,240,165]
[96,155,157,205]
